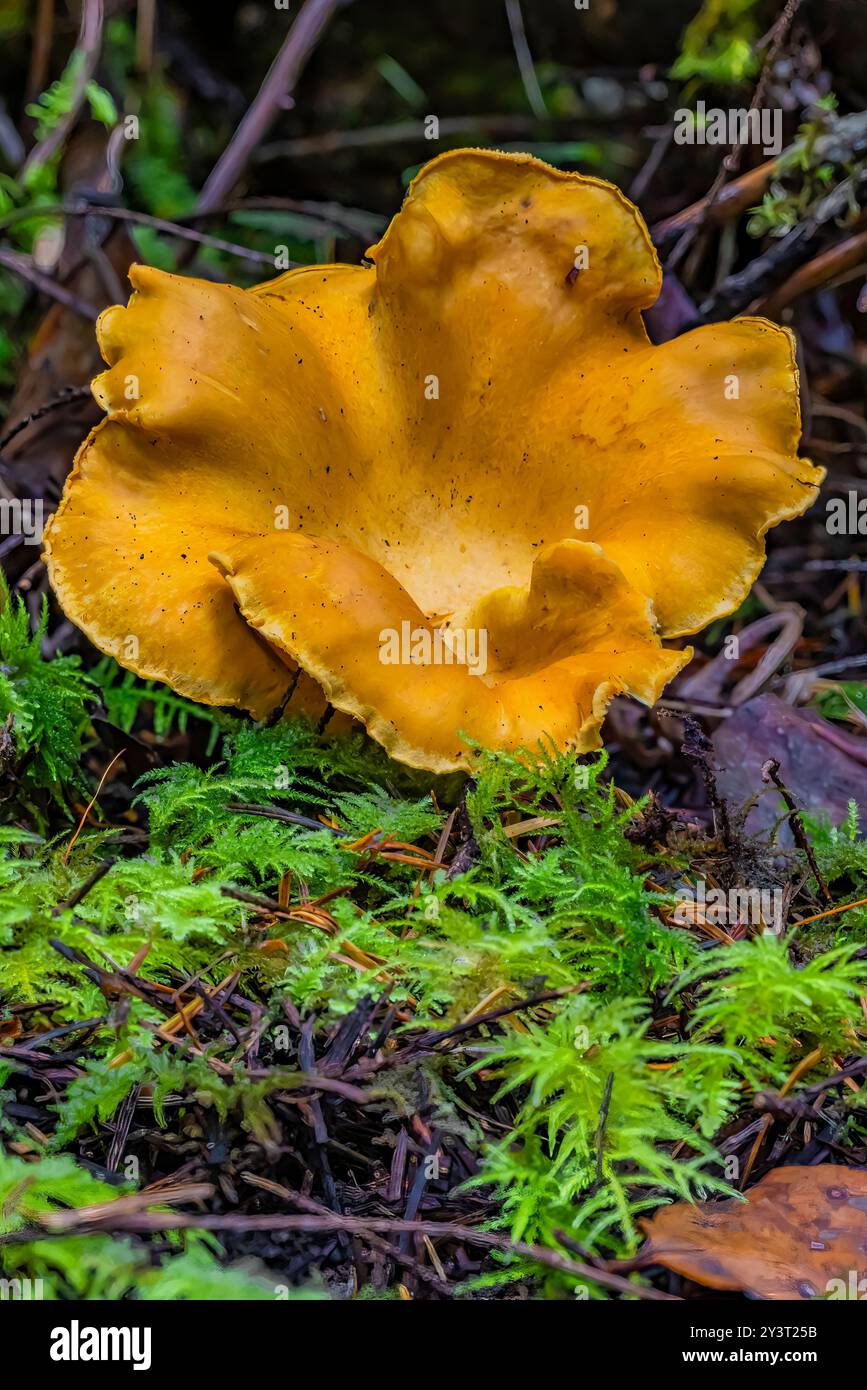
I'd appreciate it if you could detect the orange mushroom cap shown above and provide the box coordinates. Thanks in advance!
[44,149,824,772]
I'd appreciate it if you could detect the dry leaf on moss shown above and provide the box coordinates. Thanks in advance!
[639,1164,867,1299]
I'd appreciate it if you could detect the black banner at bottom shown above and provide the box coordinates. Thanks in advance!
[0,1295,855,1376]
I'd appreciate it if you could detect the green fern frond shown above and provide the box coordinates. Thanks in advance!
[0,573,94,808]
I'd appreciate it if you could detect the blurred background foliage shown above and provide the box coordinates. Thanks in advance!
[0,0,859,285]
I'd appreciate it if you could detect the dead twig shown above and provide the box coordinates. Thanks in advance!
[654,98,867,259]
[196,0,350,214]
[504,0,546,120]
[357,983,587,1075]
[0,202,292,268]
[653,161,777,251]
[446,794,480,879]
[135,0,156,73]
[52,858,115,916]
[0,384,95,459]
[26,0,55,104]
[679,715,733,846]
[594,1072,615,1188]
[752,221,867,315]
[21,0,105,180]
[17,1205,678,1299]
[0,248,99,320]
[256,114,535,162]
[241,1173,454,1295]
[665,0,805,273]
[700,167,867,320]
[761,758,832,902]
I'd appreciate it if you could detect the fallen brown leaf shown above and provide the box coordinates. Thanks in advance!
[639,1165,867,1300]
[713,696,867,840]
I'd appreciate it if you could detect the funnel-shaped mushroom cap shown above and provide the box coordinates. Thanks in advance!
[45,149,824,771]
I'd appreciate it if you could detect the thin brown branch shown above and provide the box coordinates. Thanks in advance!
[135,0,156,73]
[52,858,116,916]
[21,0,105,180]
[256,113,534,161]
[396,983,587,1060]
[26,0,56,103]
[752,222,867,315]
[0,247,99,319]
[664,0,804,272]
[22,1206,678,1299]
[699,165,867,320]
[0,202,289,268]
[504,0,546,120]
[652,160,776,251]
[761,758,832,903]
[0,384,94,458]
[196,0,349,215]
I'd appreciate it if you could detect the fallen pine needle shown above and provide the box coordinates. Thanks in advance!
[792,896,867,929]
[63,749,126,864]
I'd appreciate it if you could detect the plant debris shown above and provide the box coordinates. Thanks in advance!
[638,1165,867,1300]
